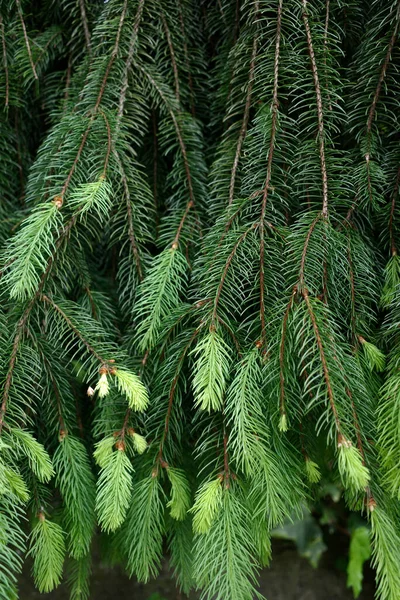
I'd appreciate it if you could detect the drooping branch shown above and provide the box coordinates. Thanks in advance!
[279,286,297,422]
[78,0,91,54]
[0,16,8,107]
[94,0,128,113]
[302,287,341,432]
[177,0,195,116]
[117,0,145,119]
[113,149,143,280]
[161,14,180,104]
[302,0,329,217]
[228,2,259,206]
[40,294,111,366]
[389,165,400,257]
[16,0,38,81]
[156,328,199,469]
[366,5,400,135]
[212,223,258,323]
[259,0,283,347]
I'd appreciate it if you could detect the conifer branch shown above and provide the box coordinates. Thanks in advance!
[156,327,199,468]
[40,295,110,366]
[0,16,8,107]
[279,286,297,423]
[78,0,91,55]
[259,0,283,345]
[299,214,321,289]
[94,0,128,113]
[162,14,180,103]
[366,5,400,136]
[177,0,195,116]
[135,62,196,209]
[212,223,257,323]
[302,0,329,217]
[228,7,259,206]
[302,287,341,432]
[389,165,400,257]
[16,0,38,80]
[173,200,194,247]
[117,0,145,119]
[113,149,143,280]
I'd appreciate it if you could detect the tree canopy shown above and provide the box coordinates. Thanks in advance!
[0,1,400,599]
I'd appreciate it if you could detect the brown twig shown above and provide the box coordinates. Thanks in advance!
[366,6,400,135]
[94,0,128,113]
[173,200,194,247]
[135,64,196,210]
[364,3,400,203]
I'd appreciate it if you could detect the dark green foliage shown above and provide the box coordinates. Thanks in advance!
[0,1,400,599]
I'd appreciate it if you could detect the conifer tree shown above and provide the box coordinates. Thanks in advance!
[0,1,400,599]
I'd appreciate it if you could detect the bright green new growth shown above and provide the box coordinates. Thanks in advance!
[192,330,232,412]
[130,431,148,455]
[1,0,400,599]
[360,339,386,372]
[304,459,322,484]
[95,445,133,533]
[191,478,223,534]
[113,368,149,411]
[10,429,54,482]
[29,518,65,593]
[166,467,191,521]
[337,442,370,494]
[53,435,96,559]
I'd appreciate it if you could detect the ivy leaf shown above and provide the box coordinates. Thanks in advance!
[347,526,371,598]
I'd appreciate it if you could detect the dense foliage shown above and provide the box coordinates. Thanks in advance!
[0,0,400,598]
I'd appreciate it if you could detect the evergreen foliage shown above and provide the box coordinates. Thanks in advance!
[0,0,400,598]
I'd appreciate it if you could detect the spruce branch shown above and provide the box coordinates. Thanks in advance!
[0,16,8,108]
[302,0,329,217]
[15,0,38,81]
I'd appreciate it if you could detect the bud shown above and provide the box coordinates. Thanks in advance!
[87,386,95,397]
[95,372,109,398]
[53,195,63,209]
[115,440,126,452]
[279,413,288,432]
[337,434,352,448]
